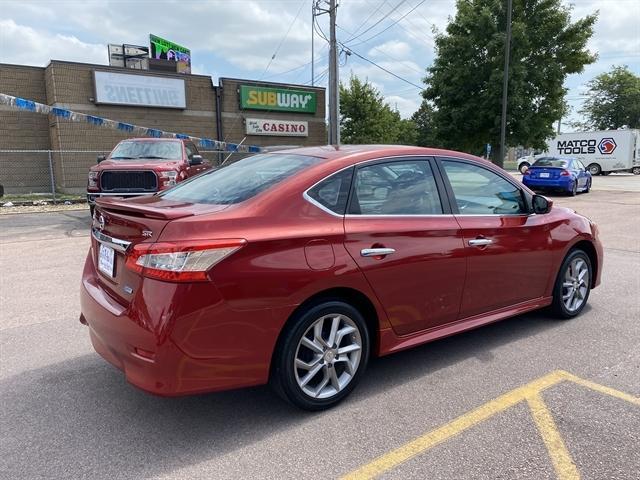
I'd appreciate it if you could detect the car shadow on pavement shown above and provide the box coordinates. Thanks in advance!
[0,309,571,479]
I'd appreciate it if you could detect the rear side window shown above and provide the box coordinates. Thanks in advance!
[349,160,443,215]
[306,168,353,215]
[161,153,321,205]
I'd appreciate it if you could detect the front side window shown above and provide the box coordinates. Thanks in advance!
[349,160,443,215]
[110,141,183,160]
[441,160,526,215]
[161,153,321,205]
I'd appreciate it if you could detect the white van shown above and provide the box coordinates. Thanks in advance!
[518,130,640,175]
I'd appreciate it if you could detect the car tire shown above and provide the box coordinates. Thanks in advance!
[632,166,640,175]
[271,300,370,411]
[584,179,591,193]
[519,162,530,174]
[551,249,592,319]
[587,163,601,176]
[569,181,577,196]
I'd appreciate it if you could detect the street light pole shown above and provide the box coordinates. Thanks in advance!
[498,0,513,168]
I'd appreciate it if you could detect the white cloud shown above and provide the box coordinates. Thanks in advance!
[0,0,637,123]
[0,19,105,66]
[368,40,412,59]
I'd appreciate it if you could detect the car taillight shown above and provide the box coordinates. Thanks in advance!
[561,170,571,176]
[125,239,246,282]
[88,171,99,188]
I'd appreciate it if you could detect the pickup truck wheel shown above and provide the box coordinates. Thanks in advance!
[519,162,530,174]
[632,166,640,175]
[587,163,601,176]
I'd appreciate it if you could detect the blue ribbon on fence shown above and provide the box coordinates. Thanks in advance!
[117,122,134,132]
[15,97,36,111]
[1,92,262,154]
[51,107,71,118]
[146,128,162,138]
[86,115,104,126]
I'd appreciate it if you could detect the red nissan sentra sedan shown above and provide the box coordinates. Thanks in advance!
[80,145,603,410]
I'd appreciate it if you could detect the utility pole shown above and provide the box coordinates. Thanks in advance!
[328,0,340,146]
[498,0,513,168]
[311,1,315,86]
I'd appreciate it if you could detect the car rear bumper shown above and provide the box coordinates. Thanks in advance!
[522,177,572,190]
[79,251,279,396]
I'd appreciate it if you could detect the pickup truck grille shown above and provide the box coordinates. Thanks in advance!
[100,171,157,192]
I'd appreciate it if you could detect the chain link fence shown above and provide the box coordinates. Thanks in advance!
[0,149,241,201]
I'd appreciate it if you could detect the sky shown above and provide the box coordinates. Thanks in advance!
[1,0,638,129]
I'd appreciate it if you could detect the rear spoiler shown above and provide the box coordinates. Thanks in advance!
[95,196,196,220]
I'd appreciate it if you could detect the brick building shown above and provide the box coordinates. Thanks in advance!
[0,60,326,193]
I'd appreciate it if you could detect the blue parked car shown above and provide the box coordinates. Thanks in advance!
[522,157,592,196]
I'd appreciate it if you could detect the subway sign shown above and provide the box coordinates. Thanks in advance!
[239,85,317,113]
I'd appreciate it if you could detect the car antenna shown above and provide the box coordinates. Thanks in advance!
[221,137,247,166]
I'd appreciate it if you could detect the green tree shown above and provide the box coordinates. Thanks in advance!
[577,66,640,130]
[411,99,438,147]
[340,75,416,144]
[423,0,597,165]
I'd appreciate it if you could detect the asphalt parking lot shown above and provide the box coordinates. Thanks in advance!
[1,174,638,479]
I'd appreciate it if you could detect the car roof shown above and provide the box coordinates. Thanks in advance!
[263,144,487,167]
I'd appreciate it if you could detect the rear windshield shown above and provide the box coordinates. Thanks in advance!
[110,141,183,160]
[533,158,568,168]
[160,153,321,205]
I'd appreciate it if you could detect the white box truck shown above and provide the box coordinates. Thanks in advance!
[517,129,640,175]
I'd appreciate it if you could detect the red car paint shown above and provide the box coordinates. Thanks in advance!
[86,138,212,207]
[80,145,603,396]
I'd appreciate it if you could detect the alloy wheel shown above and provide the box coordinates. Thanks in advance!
[561,257,590,313]
[294,314,362,399]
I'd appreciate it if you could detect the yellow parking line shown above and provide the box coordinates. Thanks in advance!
[341,370,566,480]
[527,393,580,480]
[341,370,639,480]
[559,371,640,407]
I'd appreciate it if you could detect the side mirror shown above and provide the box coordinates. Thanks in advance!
[97,155,106,164]
[189,154,203,166]
[532,194,553,214]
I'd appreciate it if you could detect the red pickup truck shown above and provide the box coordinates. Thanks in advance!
[87,138,212,215]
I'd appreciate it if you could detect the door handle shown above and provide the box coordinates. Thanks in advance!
[468,238,492,247]
[361,248,396,257]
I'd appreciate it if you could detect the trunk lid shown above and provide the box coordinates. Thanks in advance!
[91,196,228,304]
[528,166,563,179]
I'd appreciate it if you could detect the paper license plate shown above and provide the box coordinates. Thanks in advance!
[98,244,115,277]
[539,172,550,178]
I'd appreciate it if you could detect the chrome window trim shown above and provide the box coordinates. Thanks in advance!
[92,227,132,253]
[345,214,455,218]
[87,192,156,196]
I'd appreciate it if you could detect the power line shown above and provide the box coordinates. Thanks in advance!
[337,24,424,75]
[344,0,389,42]
[341,45,423,89]
[343,0,407,44]
[259,0,309,79]
[346,0,427,48]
